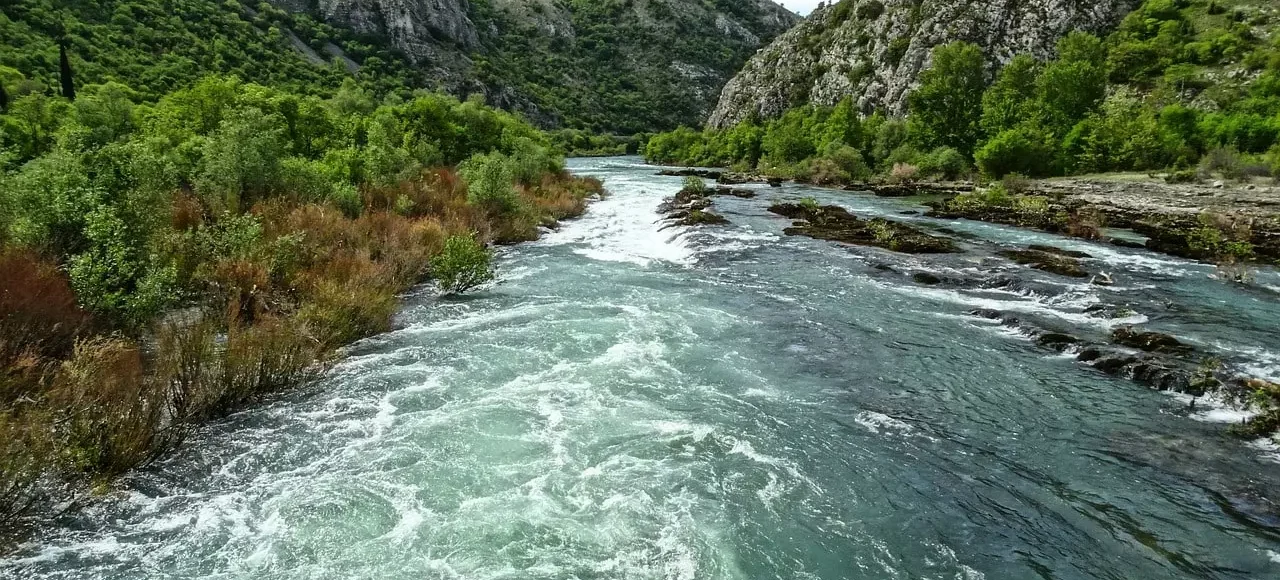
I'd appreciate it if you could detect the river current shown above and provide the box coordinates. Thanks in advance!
[5,157,1280,579]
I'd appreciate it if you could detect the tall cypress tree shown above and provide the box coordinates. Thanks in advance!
[0,81,9,112]
[59,41,76,101]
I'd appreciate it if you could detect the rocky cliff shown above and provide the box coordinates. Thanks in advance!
[267,0,800,131]
[707,0,1142,128]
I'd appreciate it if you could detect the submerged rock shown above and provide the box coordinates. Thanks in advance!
[1111,327,1192,354]
[713,187,756,199]
[769,203,958,254]
[912,272,943,285]
[1027,244,1092,259]
[998,249,1089,278]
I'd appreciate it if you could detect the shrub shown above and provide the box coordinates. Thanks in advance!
[1001,173,1032,195]
[0,251,92,372]
[215,318,323,413]
[433,234,495,294]
[460,152,519,215]
[833,144,872,176]
[0,409,53,531]
[802,158,852,186]
[49,337,165,475]
[856,0,885,20]
[975,128,1055,178]
[918,147,969,180]
[1198,147,1242,178]
[889,163,920,184]
[682,175,707,193]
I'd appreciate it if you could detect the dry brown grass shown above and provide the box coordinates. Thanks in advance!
[0,251,93,404]
[48,337,166,475]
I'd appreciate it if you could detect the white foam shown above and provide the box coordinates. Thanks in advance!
[881,279,1148,329]
[537,179,695,266]
[1247,438,1280,465]
[1169,392,1261,424]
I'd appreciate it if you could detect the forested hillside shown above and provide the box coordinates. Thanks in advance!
[0,0,798,133]
[650,0,1280,183]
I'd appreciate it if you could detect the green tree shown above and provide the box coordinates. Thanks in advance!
[460,152,519,215]
[981,54,1041,137]
[1036,33,1109,134]
[195,107,288,213]
[907,42,987,155]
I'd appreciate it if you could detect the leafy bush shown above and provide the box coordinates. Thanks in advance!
[460,152,519,215]
[975,128,1056,178]
[1001,173,1033,195]
[683,175,708,193]
[432,235,495,295]
[918,147,969,180]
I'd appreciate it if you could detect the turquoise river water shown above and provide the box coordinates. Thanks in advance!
[4,157,1280,579]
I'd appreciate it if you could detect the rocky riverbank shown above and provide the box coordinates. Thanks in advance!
[925,177,1280,265]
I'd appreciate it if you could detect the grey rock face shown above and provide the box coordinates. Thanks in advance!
[708,0,1142,128]
[315,0,478,58]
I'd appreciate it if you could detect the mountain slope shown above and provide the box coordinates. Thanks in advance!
[264,0,801,132]
[0,0,799,133]
[708,0,1141,128]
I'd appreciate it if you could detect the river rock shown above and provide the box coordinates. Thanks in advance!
[1028,244,1092,259]
[769,203,958,254]
[1035,333,1081,352]
[912,272,943,285]
[659,168,724,180]
[998,249,1089,278]
[659,184,729,228]
[1111,327,1191,354]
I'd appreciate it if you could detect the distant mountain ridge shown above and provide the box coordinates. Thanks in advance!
[0,0,799,133]
[264,0,801,131]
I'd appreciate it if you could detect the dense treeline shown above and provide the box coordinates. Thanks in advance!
[0,71,602,536]
[646,0,1280,183]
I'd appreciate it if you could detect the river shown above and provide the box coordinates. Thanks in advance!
[4,157,1280,579]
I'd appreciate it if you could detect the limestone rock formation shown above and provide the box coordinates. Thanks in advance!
[708,0,1142,128]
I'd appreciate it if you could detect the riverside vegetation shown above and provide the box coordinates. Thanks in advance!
[0,70,603,541]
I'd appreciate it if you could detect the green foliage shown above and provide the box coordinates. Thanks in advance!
[0,0,425,106]
[683,175,708,193]
[460,152,519,215]
[917,147,969,180]
[641,0,1280,187]
[976,128,1056,178]
[432,235,495,295]
[907,42,987,155]
[980,54,1040,137]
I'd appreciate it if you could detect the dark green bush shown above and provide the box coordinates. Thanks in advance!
[975,129,1056,178]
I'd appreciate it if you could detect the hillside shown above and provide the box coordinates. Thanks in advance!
[653,0,1280,179]
[708,0,1144,128]
[0,0,799,133]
